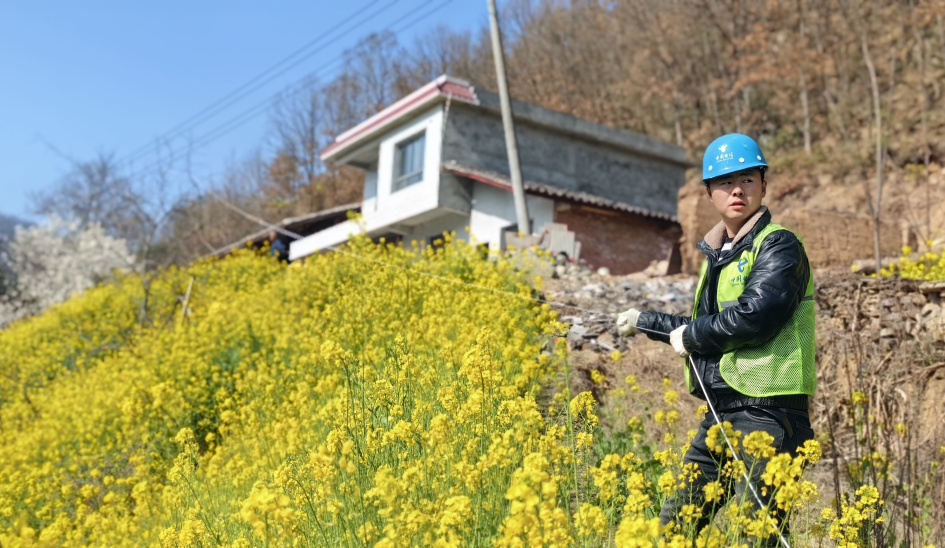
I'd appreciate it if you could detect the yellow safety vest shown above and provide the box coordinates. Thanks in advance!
[689,223,816,398]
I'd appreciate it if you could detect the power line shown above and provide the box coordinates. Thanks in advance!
[116,0,400,169]
[126,0,458,181]
[126,64,339,179]
[117,0,397,168]
[125,0,456,179]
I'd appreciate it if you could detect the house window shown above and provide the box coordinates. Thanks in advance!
[392,132,425,191]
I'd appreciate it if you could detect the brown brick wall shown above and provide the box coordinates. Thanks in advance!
[554,204,682,275]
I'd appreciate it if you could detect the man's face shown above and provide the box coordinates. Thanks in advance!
[705,168,766,224]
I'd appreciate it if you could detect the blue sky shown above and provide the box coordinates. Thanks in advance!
[0,0,487,222]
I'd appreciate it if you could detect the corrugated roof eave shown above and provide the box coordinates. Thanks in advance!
[441,161,678,223]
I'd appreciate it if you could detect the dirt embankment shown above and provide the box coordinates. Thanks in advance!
[814,269,945,446]
[676,163,945,274]
[547,263,945,470]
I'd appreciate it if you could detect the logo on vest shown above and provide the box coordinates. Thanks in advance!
[737,258,748,272]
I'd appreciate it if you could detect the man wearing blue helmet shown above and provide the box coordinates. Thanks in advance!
[616,134,815,542]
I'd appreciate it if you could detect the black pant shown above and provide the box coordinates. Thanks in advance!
[659,407,815,543]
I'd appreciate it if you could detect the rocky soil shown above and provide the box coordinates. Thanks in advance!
[545,259,945,457]
[544,259,694,354]
[543,259,702,432]
[813,270,945,447]
[816,270,945,346]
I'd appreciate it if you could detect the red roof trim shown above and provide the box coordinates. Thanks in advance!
[439,80,477,103]
[320,76,477,161]
[446,166,514,193]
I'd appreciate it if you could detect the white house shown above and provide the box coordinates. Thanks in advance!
[289,75,689,274]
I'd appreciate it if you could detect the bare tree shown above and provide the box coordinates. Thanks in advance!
[269,80,327,205]
[400,25,478,89]
[851,1,887,274]
[30,154,138,238]
[162,153,271,262]
[30,153,186,269]
[323,32,406,133]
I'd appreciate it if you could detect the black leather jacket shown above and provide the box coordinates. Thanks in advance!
[637,209,811,411]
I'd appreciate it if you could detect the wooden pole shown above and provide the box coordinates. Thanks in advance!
[487,0,530,235]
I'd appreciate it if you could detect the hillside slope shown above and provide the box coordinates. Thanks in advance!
[544,263,945,542]
[0,237,565,546]
[0,238,868,547]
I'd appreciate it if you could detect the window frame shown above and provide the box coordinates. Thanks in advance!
[391,131,426,192]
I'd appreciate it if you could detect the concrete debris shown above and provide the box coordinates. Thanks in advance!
[506,223,582,261]
[566,324,588,345]
[545,260,696,356]
[919,281,945,294]
[549,263,945,358]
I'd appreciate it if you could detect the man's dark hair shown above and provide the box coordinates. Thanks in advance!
[704,167,766,186]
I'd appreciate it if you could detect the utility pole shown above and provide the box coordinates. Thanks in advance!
[487,0,530,235]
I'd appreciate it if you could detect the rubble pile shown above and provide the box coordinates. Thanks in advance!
[815,270,945,346]
[542,258,945,479]
[545,257,945,358]
[543,258,696,355]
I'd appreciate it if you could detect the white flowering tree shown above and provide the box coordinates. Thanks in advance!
[0,216,136,327]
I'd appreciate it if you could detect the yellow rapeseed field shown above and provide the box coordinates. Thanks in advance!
[0,233,880,547]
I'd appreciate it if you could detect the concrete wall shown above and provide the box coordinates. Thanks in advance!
[437,170,473,215]
[441,96,687,219]
[555,204,682,275]
[293,107,455,259]
[289,219,362,260]
[469,181,555,248]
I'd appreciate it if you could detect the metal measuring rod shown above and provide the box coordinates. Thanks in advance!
[632,325,793,548]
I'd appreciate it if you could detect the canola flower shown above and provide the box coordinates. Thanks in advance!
[863,243,945,281]
[0,233,560,547]
[0,233,888,547]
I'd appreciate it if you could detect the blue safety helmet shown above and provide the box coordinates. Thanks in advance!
[702,133,767,184]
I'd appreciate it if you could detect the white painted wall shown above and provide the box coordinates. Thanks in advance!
[363,107,444,227]
[363,170,378,201]
[288,213,472,260]
[291,104,555,260]
[469,182,554,248]
[291,107,447,260]
[403,213,471,245]
[288,182,553,260]
[289,220,362,260]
